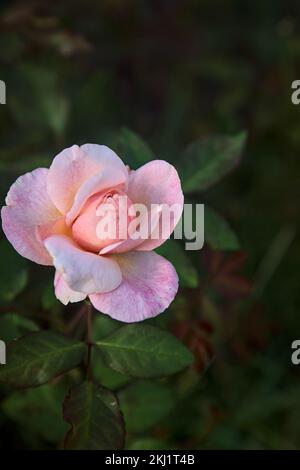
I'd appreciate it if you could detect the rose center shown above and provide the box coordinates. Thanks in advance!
[71,192,135,253]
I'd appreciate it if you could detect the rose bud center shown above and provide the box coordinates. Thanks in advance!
[72,192,135,252]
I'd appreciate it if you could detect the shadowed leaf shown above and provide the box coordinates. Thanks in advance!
[0,331,86,388]
[128,438,168,450]
[0,313,38,342]
[113,127,154,168]
[205,206,240,250]
[181,131,247,192]
[119,380,176,432]
[2,382,69,443]
[0,239,28,302]
[63,380,125,450]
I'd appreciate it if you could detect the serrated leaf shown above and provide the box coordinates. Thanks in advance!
[0,331,86,388]
[0,239,28,302]
[205,206,240,250]
[0,313,38,342]
[181,131,247,192]
[63,380,125,450]
[114,127,155,168]
[96,324,194,378]
[156,239,199,288]
[119,380,176,432]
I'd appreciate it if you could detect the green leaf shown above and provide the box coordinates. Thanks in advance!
[128,438,168,450]
[63,380,125,450]
[93,351,130,391]
[92,314,122,341]
[0,331,86,388]
[114,127,154,168]
[43,92,69,140]
[0,240,28,302]
[2,382,69,443]
[156,239,199,288]
[96,324,194,378]
[0,313,38,342]
[10,64,69,138]
[205,206,240,250]
[181,131,247,192]
[91,315,131,390]
[93,362,130,391]
[119,380,176,432]
[92,315,127,390]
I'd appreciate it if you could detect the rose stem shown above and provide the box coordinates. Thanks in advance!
[85,301,93,381]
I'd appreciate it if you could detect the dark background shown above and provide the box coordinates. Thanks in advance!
[0,0,300,449]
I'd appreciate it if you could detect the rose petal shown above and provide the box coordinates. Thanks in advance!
[99,203,163,255]
[128,160,183,251]
[90,251,178,322]
[100,160,183,255]
[1,168,61,265]
[54,271,87,305]
[66,168,127,226]
[44,235,122,295]
[47,144,128,215]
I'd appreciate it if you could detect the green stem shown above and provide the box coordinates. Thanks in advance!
[85,301,93,381]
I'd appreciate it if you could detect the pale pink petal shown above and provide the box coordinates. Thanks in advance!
[99,161,183,255]
[89,251,178,322]
[47,144,127,215]
[128,160,183,251]
[66,170,126,226]
[44,235,122,295]
[54,271,86,305]
[1,168,61,265]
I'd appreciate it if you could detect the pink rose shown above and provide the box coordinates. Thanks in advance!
[1,144,183,322]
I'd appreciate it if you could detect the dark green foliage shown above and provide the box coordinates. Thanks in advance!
[0,0,299,451]
[113,127,155,169]
[0,313,38,343]
[63,381,125,450]
[0,240,28,302]
[2,383,69,444]
[0,331,86,388]
[96,324,194,378]
[180,132,247,193]
[119,380,176,433]
[205,206,240,250]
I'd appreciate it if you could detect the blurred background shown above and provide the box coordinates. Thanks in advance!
[0,0,300,450]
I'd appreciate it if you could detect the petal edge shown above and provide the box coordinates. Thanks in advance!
[90,251,178,322]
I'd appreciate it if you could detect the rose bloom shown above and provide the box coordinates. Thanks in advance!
[1,145,183,322]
